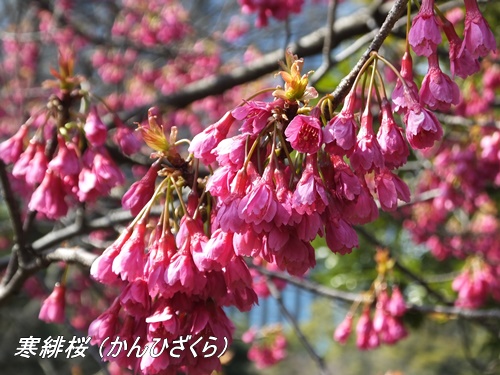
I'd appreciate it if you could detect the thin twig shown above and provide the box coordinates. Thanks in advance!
[355,226,453,305]
[310,0,338,85]
[329,0,407,109]
[0,160,30,267]
[255,265,500,320]
[266,278,330,375]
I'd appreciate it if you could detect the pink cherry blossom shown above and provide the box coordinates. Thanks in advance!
[238,164,277,225]
[88,299,121,346]
[39,283,66,324]
[462,0,496,59]
[377,99,409,169]
[292,154,328,216]
[119,278,151,317]
[404,103,443,149]
[284,114,323,154]
[28,170,68,219]
[323,90,357,154]
[325,217,358,255]
[48,138,81,176]
[441,17,480,79]
[420,54,460,111]
[356,308,379,350]
[26,143,48,185]
[387,286,407,317]
[375,169,411,211]
[84,107,108,147]
[350,108,384,172]
[392,52,419,114]
[112,222,146,281]
[334,315,353,344]
[114,123,142,156]
[189,111,235,164]
[408,0,441,57]
[122,162,159,215]
[0,125,28,164]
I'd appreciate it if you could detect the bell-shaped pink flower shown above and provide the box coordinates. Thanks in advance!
[232,100,274,135]
[284,114,323,154]
[382,316,408,344]
[146,231,176,298]
[375,169,411,211]
[356,308,379,350]
[233,225,262,257]
[408,0,441,57]
[292,154,329,215]
[387,286,407,317]
[404,103,443,149]
[462,0,496,59]
[214,134,249,169]
[0,125,28,164]
[88,299,121,345]
[420,54,460,111]
[92,148,125,192]
[90,230,129,285]
[28,170,68,219]
[274,233,315,277]
[325,216,358,255]
[441,17,480,79]
[12,142,36,181]
[189,111,235,164]
[377,100,409,169]
[202,228,235,269]
[329,158,361,203]
[122,162,159,215]
[323,90,357,154]
[146,300,180,340]
[238,164,277,225]
[224,255,258,312]
[165,248,207,297]
[26,143,48,186]
[334,315,353,344]
[48,138,81,177]
[84,107,108,147]
[349,182,379,225]
[39,283,66,324]
[392,52,419,114]
[114,123,142,156]
[112,221,146,281]
[119,278,151,317]
[350,107,384,172]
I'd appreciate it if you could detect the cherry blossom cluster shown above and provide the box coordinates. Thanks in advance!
[88,109,262,374]
[0,54,125,219]
[111,0,190,47]
[334,250,407,349]
[242,325,287,368]
[405,123,500,308]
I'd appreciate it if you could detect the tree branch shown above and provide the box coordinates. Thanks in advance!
[123,1,396,120]
[254,265,500,320]
[0,160,30,267]
[266,278,330,375]
[329,0,407,109]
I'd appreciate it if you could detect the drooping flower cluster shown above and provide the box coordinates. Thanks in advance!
[0,54,125,220]
[334,286,407,349]
[242,325,287,368]
[333,249,408,349]
[89,112,259,374]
